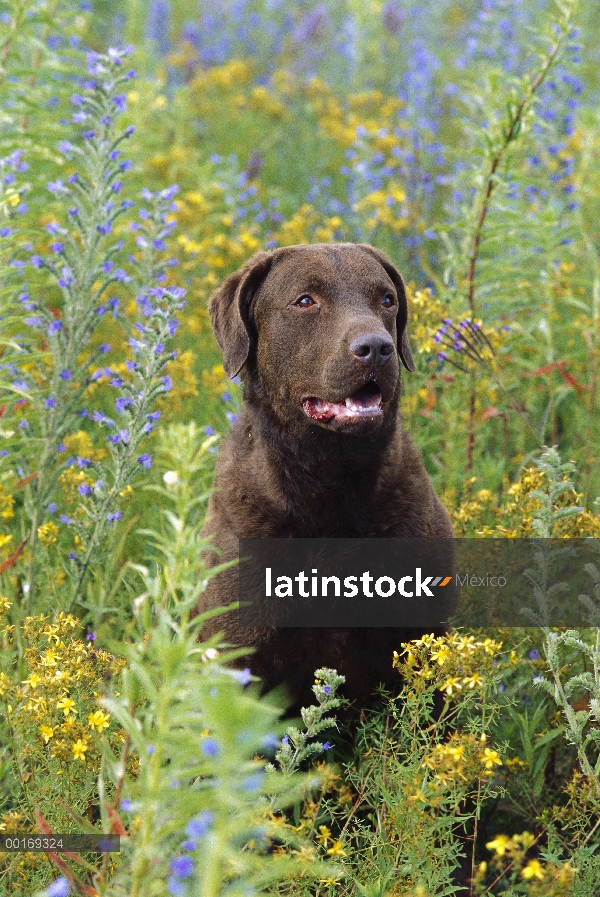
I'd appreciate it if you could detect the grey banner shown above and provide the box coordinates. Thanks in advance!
[236,538,600,628]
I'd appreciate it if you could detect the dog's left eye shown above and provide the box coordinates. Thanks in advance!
[382,295,395,308]
[294,295,315,308]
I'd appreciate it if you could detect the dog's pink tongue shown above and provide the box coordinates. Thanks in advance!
[302,387,381,422]
[302,397,340,421]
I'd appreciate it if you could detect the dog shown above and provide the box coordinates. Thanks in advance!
[197,242,454,712]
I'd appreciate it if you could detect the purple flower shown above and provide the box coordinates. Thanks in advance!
[167,878,184,897]
[136,453,152,468]
[47,877,70,897]
[78,483,92,496]
[322,741,333,751]
[0,226,12,237]
[25,316,44,327]
[147,411,160,422]
[528,649,539,660]
[48,320,63,335]
[77,457,93,468]
[30,255,43,268]
[323,685,331,694]
[231,668,251,686]
[186,810,215,840]
[124,125,135,137]
[58,141,75,154]
[116,397,133,413]
[58,267,73,288]
[107,510,122,522]
[162,376,172,391]
[241,771,264,793]
[170,856,194,878]
[60,514,74,524]
[47,502,57,513]
[201,737,220,757]
[97,221,112,235]
[45,397,57,409]
[120,799,134,812]
[204,425,215,436]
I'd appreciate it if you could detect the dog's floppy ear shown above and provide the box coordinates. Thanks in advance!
[356,244,416,372]
[208,251,274,379]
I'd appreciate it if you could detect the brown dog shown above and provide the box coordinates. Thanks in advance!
[198,242,453,710]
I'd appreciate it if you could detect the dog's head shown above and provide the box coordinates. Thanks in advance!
[209,243,415,433]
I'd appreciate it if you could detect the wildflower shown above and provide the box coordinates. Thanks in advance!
[46,878,70,897]
[231,667,251,686]
[481,748,502,770]
[136,453,152,468]
[486,834,512,857]
[40,725,55,743]
[201,737,221,757]
[522,859,545,881]
[326,839,347,857]
[170,855,194,878]
[88,709,110,732]
[107,511,122,523]
[186,810,214,838]
[322,741,333,751]
[57,696,76,716]
[72,738,88,760]
[241,772,264,792]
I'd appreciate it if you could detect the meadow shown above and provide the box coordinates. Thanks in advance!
[1,0,600,893]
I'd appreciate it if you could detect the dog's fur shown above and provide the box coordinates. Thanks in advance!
[197,243,454,710]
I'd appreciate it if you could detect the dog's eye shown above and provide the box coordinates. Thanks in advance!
[382,295,395,308]
[294,295,315,308]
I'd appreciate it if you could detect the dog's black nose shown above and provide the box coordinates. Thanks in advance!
[349,333,394,366]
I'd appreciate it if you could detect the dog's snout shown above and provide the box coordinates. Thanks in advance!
[349,332,394,367]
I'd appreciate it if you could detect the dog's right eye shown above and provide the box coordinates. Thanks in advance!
[293,295,315,308]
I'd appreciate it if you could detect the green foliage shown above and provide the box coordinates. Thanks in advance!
[2,0,600,894]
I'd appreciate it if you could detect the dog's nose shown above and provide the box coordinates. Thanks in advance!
[349,333,394,367]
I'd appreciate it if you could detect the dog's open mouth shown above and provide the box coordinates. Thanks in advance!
[302,382,382,423]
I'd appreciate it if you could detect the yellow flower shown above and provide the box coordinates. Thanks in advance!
[440,676,462,695]
[88,709,110,732]
[72,739,88,761]
[57,696,76,716]
[481,748,502,769]
[326,839,347,857]
[486,834,512,857]
[37,521,59,547]
[315,825,331,847]
[40,725,54,744]
[522,859,545,881]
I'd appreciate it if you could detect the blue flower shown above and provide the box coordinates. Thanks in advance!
[45,397,57,409]
[46,877,70,897]
[241,771,264,793]
[136,453,152,468]
[120,799,134,812]
[204,425,215,436]
[78,483,92,496]
[201,737,221,757]
[170,855,194,878]
[186,810,214,838]
[322,741,333,751]
[167,877,184,896]
[231,668,251,686]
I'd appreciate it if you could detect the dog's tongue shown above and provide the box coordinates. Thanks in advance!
[302,383,382,422]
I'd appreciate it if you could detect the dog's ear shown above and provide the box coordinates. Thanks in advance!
[208,251,274,378]
[356,244,416,372]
